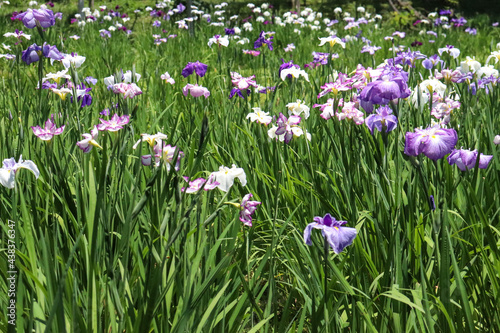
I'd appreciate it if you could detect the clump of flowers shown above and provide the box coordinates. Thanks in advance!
[268,113,311,143]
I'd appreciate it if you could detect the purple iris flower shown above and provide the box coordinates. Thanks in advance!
[254,31,273,51]
[393,49,427,68]
[239,193,261,227]
[365,106,398,134]
[181,61,208,78]
[225,28,235,35]
[422,54,443,70]
[404,126,458,160]
[21,43,41,65]
[31,115,65,141]
[100,30,111,38]
[85,76,98,85]
[304,213,357,254]
[451,17,467,27]
[42,43,63,61]
[41,81,57,90]
[15,8,55,29]
[439,9,452,15]
[360,72,410,105]
[76,83,92,107]
[447,149,493,171]
[153,20,161,27]
[465,27,477,35]
[229,88,251,99]
[176,3,186,13]
[361,45,381,55]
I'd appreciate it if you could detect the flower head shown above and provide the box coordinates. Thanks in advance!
[76,126,102,153]
[208,34,229,48]
[160,72,175,85]
[111,82,142,98]
[286,99,310,119]
[365,106,397,134]
[447,149,493,171]
[210,164,247,192]
[0,155,40,189]
[133,132,168,149]
[254,31,273,50]
[303,213,357,254]
[15,8,55,29]
[181,175,220,193]
[31,115,65,141]
[181,61,207,78]
[318,36,345,48]
[183,83,210,98]
[97,113,130,131]
[239,193,261,226]
[246,107,272,125]
[404,126,458,160]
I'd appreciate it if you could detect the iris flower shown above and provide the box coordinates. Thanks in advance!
[76,126,102,153]
[0,156,40,189]
[246,107,272,125]
[268,113,311,143]
[97,113,130,132]
[318,36,345,48]
[239,193,261,227]
[181,61,207,78]
[183,84,210,98]
[160,72,175,85]
[15,8,55,29]
[210,164,247,192]
[31,115,65,141]
[447,149,493,171]
[304,214,357,254]
[181,175,219,193]
[365,106,398,134]
[404,126,458,160]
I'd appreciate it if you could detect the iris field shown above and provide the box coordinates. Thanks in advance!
[1,1,500,332]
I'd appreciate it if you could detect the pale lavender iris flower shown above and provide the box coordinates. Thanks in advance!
[447,148,493,171]
[15,8,55,29]
[304,213,357,254]
[183,83,210,98]
[365,106,398,134]
[404,126,458,160]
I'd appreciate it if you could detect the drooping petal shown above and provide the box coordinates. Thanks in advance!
[322,226,357,254]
